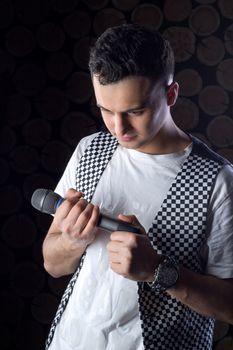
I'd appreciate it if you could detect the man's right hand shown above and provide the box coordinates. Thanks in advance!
[54,188,100,250]
[42,188,100,277]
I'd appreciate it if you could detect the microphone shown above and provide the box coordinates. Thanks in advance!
[31,188,140,234]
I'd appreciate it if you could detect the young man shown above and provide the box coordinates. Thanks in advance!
[43,24,233,350]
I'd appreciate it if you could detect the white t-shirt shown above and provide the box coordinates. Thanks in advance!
[49,133,233,350]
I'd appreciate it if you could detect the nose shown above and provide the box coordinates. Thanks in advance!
[114,113,130,136]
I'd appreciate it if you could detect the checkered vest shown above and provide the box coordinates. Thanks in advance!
[45,131,227,350]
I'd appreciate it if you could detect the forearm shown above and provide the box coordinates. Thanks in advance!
[43,231,87,278]
[167,266,233,324]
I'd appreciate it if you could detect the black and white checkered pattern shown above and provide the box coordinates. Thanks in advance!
[76,132,119,202]
[138,138,226,350]
[45,132,118,349]
[45,132,227,350]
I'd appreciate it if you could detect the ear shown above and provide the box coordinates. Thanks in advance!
[166,81,179,106]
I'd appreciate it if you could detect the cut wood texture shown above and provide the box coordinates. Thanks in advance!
[189,5,220,36]
[198,85,229,116]
[60,112,98,146]
[14,319,45,350]
[35,87,69,120]
[31,293,59,324]
[0,158,10,185]
[93,8,126,36]
[11,262,45,297]
[23,173,55,202]
[218,148,233,163]
[0,243,15,275]
[41,140,71,173]
[6,26,35,57]
[63,11,92,38]
[171,97,199,130]
[197,36,225,66]
[207,115,233,147]
[22,119,51,146]
[218,0,233,19]
[13,63,46,96]
[66,71,93,103]
[217,59,233,91]
[0,126,16,154]
[0,0,14,28]
[0,185,22,214]
[175,69,202,96]
[10,145,39,174]
[0,291,25,325]
[131,4,163,29]
[195,0,216,3]
[0,49,16,79]
[51,0,78,13]
[224,23,233,55]
[164,0,192,22]
[112,0,140,11]
[82,0,109,10]
[190,133,211,147]
[46,52,74,81]
[36,22,65,52]
[14,0,50,25]
[163,27,196,62]
[3,94,31,126]
[74,37,96,70]
[2,214,37,248]
[48,275,72,296]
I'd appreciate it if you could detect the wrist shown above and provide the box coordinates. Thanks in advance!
[147,255,180,293]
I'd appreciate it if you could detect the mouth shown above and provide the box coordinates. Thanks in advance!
[118,135,137,142]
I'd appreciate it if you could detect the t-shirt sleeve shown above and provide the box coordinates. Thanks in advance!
[54,133,99,198]
[203,164,233,278]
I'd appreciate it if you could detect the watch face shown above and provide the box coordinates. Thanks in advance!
[158,263,179,289]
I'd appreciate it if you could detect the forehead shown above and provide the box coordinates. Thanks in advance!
[93,76,159,110]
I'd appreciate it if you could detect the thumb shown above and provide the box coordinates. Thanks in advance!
[118,214,146,234]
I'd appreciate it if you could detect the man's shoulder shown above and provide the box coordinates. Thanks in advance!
[191,135,230,167]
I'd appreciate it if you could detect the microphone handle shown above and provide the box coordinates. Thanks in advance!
[31,188,141,234]
[98,215,140,234]
[54,195,140,233]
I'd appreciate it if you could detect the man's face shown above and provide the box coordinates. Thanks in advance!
[93,75,176,154]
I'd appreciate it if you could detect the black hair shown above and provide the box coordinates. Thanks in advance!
[89,23,174,85]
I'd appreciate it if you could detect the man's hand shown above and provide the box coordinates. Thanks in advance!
[43,188,100,277]
[53,188,100,251]
[107,214,162,281]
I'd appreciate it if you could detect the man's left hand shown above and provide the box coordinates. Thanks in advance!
[107,214,162,281]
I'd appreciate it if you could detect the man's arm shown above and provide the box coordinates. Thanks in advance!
[107,214,233,325]
[168,267,233,324]
[42,189,100,278]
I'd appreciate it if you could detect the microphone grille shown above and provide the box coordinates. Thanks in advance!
[31,188,61,214]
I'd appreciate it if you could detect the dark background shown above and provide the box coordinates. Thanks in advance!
[1,0,233,349]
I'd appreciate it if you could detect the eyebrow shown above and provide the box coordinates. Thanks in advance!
[96,102,149,113]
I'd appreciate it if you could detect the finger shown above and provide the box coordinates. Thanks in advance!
[56,196,87,223]
[118,214,139,225]
[108,251,122,264]
[107,239,122,252]
[110,231,137,245]
[118,214,146,235]
[81,206,100,235]
[72,204,99,238]
[64,199,91,229]
[65,188,83,201]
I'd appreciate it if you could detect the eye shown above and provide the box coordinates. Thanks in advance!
[129,109,145,116]
[99,107,113,115]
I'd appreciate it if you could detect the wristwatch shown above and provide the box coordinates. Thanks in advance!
[147,255,179,293]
